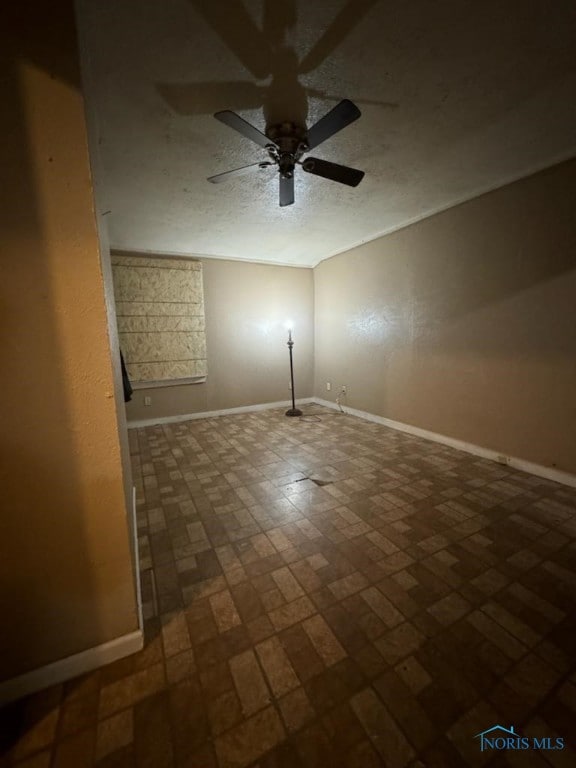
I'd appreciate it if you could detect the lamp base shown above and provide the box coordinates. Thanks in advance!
[285,408,303,417]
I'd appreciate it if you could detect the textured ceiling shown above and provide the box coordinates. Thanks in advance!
[78,0,576,267]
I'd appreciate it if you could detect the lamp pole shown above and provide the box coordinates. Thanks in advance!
[285,328,302,417]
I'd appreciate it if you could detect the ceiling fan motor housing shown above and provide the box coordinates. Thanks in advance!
[265,122,308,178]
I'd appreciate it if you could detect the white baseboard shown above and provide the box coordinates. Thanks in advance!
[0,629,143,706]
[313,398,576,490]
[128,397,314,429]
[127,394,575,488]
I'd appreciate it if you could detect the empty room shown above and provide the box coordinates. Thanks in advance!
[2,1,576,767]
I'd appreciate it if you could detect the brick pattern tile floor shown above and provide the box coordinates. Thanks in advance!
[2,405,576,767]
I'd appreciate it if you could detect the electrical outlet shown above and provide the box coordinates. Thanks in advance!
[144,396,152,406]
[341,385,347,395]
[326,382,331,391]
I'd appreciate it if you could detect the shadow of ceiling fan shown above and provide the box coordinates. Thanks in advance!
[156,0,391,205]
[157,0,395,123]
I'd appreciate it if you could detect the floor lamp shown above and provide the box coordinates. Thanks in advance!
[285,326,302,417]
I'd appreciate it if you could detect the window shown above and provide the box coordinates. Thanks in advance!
[111,254,206,386]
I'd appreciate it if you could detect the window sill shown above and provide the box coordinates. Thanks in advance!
[131,377,207,389]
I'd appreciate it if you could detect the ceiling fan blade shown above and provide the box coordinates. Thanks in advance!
[305,99,361,150]
[208,162,273,184]
[214,111,271,149]
[279,175,294,207]
[302,157,364,187]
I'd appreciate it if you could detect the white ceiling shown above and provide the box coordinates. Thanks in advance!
[78,0,576,267]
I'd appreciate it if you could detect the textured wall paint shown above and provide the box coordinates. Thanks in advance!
[314,159,576,473]
[126,258,314,421]
[0,2,138,681]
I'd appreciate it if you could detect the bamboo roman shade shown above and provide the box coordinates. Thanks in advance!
[111,254,207,384]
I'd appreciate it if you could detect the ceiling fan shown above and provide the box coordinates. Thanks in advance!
[208,99,365,206]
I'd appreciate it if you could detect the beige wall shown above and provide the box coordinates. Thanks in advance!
[125,257,314,422]
[0,1,138,682]
[315,159,576,474]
